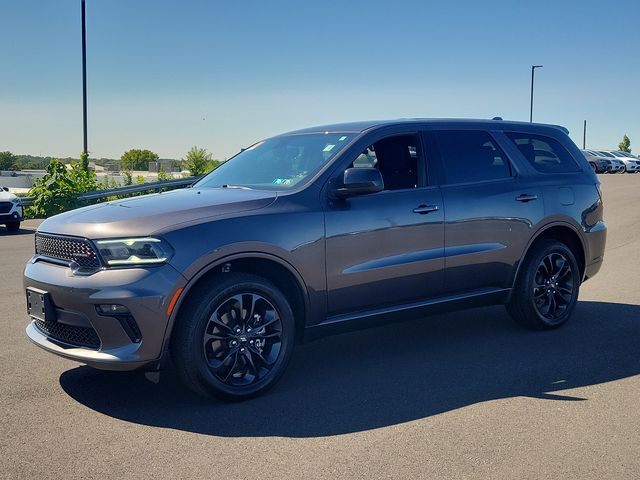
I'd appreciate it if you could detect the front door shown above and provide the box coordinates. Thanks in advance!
[324,133,445,316]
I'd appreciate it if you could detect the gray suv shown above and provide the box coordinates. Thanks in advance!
[24,119,606,400]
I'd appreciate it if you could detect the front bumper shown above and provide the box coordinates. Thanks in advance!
[23,258,186,370]
[0,206,23,224]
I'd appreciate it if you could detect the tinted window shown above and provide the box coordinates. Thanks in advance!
[430,130,511,185]
[506,133,581,173]
[350,134,422,190]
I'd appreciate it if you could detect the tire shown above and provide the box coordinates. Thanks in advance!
[506,240,581,330]
[171,273,296,401]
[5,221,20,232]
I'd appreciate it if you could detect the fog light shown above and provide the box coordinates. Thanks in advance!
[96,304,130,315]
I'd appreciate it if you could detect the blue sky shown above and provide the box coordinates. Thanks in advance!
[1,0,639,160]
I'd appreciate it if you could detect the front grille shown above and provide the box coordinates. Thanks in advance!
[35,233,101,270]
[0,202,12,214]
[33,319,101,349]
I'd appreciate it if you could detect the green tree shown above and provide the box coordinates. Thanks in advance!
[27,159,97,217]
[618,134,631,153]
[120,149,159,171]
[182,146,216,176]
[157,168,173,181]
[79,151,89,172]
[0,151,17,170]
[122,170,133,185]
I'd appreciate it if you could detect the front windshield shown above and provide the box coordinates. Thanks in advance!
[195,132,356,190]
[597,151,614,158]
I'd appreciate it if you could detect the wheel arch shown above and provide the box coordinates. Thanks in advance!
[511,222,587,290]
[165,252,310,347]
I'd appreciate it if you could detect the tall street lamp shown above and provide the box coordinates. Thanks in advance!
[529,65,543,123]
[81,0,88,155]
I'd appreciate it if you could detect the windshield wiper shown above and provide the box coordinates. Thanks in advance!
[220,184,253,190]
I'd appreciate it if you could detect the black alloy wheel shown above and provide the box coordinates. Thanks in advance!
[506,240,580,329]
[532,252,574,321]
[203,293,283,387]
[172,273,295,400]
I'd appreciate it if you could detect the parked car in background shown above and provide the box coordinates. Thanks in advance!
[607,150,640,160]
[23,118,606,400]
[603,151,640,173]
[581,151,612,173]
[593,150,636,173]
[584,151,625,173]
[0,187,23,232]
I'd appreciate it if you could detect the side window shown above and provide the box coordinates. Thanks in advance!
[350,134,422,190]
[430,130,511,185]
[505,132,581,173]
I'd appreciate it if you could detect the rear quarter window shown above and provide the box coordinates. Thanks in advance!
[506,132,581,173]
[429,130,512,185]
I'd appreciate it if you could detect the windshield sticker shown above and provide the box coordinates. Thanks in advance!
[323,144,335,152]
[272,178,292,185]
[339,136,347,141]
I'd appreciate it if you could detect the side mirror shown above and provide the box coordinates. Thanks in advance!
[331,167,384,199]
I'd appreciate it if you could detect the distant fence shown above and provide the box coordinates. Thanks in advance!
[21,176,203,207]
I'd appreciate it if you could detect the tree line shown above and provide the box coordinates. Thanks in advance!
[0,146,222,176]
[23,146,222,218]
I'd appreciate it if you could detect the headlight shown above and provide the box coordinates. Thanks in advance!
[11,197,22,205]
[95,237,173,266]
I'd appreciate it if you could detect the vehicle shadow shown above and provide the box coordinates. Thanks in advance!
[59,301,640,437]
[0,226,36,236]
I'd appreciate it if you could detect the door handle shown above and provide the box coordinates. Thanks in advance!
[516,194,538,203]
[413,205,439,214]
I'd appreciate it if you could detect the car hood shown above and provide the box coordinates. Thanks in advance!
[37,187,277,238]
[0,191,17,201]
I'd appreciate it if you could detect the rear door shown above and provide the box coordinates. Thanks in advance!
[423,129,545,293]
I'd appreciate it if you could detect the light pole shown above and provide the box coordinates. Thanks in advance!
[529,65,543,123]
[81,0,88,155]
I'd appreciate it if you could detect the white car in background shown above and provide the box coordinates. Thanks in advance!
[584,150,625,173]
[595,150,640,173]
[605,151,640,173]
[0,187,23,232]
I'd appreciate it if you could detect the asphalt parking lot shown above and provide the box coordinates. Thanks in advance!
[1,174,638,480]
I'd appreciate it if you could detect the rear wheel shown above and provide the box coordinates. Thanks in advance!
[171,273,295,400]
[506,240,581,329]
[5,221,20,232]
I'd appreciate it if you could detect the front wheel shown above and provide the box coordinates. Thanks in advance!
[171,273,295,400]
[5,221,20,232]
[506,240,581,330]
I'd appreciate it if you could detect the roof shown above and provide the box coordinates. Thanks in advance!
[282,118,569,135]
